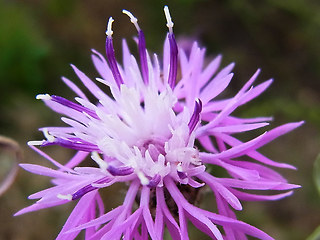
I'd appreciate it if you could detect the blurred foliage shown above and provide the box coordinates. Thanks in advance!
[307,225,320,240]
[0,1,49,103]
[308,154,320,240]
[315,154,320,196]
[0,0,319,239]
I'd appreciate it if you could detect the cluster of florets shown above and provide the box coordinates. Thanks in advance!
[16,6,302,240]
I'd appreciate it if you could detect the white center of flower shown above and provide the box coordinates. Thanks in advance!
[90,85,204,187]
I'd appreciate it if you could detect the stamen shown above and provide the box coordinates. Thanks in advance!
[91,152,108,172]
[51,95,98,118]
[107,165,134,176]
[137,171,149,185]
[147,174,161,188]
[188,99,203,133]
[122,10,140,31]
[36,94,51,100]
[27,140,45,146]
[164,6,178,89]
[164,6,174,33]
[177,171,187,179]
[71,184,97,201]
[42,128,55,143]
[71,177,110,200]
[105,17,114,37]
[176,163,188,179]
[37,94,98,118]
[57,194,72,201]
[42,139,100,152]
[123,10,149,84]
[177,162,183,172]
[105,17,124,89]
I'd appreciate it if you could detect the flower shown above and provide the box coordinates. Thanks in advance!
[16,6,303,240]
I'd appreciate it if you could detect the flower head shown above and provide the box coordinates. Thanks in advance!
[17,6,303,240]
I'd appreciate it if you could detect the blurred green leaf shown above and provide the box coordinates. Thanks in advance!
[307,225,320,240]
[314,154,320,196]
[308,154,320,240]
[0,2,49,102]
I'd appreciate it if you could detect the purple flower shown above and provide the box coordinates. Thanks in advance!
[16,6,303,240]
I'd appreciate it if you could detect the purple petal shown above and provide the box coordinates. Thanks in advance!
[209,122,269,134]
[140,187,159,240]
[71,64,111,101]
[66,205,124,232]
[100,208,143,240]
[198,54,222,88]
[157,187,181,239]
[200,208,274,240]
[200,132,266,161]
[28,145,76,172]
[64,151,89,169]
[200,73,234,104]
[14,199,68,216]
[218,133,297,169]
[215,177,300,190]
[252,121,305,150]
[230,189,294,201]
[239,79,273,106]
[165,177,224,240]
[155,188,164,238]
[56,190,97,240]
[199,172,242,210]
[91,49,114,86]
[61,77,88,101]
[19,164,78,180]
